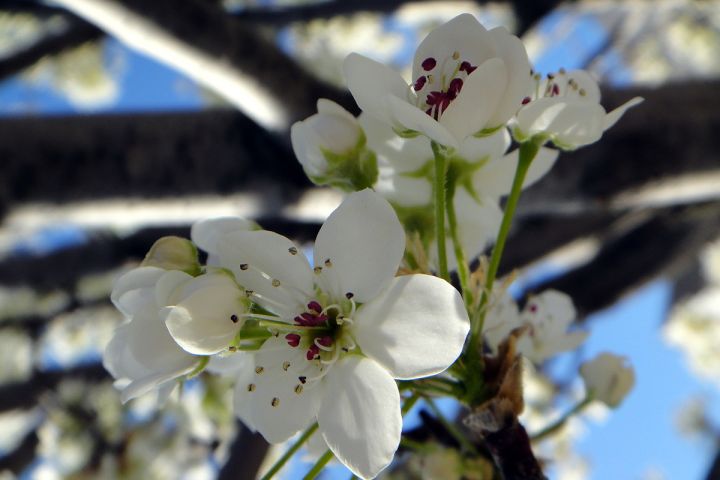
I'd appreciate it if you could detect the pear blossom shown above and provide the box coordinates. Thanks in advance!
[105,266,200,403]
[344,13,532,148]
[482,289,587,364]
[363,114,557,268]
[580,353,635,407]
[291,99,378,190]
[514,69,643,150]
[199,189,469,479]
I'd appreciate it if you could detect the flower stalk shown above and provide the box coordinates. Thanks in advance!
[530,396,592,442]
[261,423,319,480]
[431,141,450,282]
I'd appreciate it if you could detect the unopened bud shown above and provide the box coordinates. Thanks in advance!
[142,236,200,275]
[580,352,635,408]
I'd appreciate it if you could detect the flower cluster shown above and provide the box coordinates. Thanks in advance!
[105,12,641,479]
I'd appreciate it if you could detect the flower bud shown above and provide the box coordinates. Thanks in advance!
[291,99,378,191]
[580,352,635,408]
[141,236,200,275]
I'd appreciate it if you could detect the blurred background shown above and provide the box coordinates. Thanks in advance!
[0,0,719,479]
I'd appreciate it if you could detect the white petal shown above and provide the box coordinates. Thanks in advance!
[111,266,165,316]
[318,356,401,479]
[121,366,193,404]
[126,309,198,374]
[387,95,458,148]
[517,98,605,147]
[314,190,405,303]
[353,275,469,379]
[234,337,324,443]
[564,70,601,103]
[525,289,576,327]
[456,128,511,164]
[162,277,245,355]
[375,168,432,207]
[453,191,503,261]
[604,96,643,130]
[474,146,557,198]
[207,352,253,376]
[412,13,495,81]
[155,270,194,306]
[217,230,314,318]
[360,113,433,173]
[343,53,409,126]
[440,58,507,141]
[317,98,357,123]
[191,217,256,255]
[486,27,532,126]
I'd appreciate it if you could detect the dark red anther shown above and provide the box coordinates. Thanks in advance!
[307,301,323,313]
[306,344,320,361]
[459,61,477,74]
[551,84,560,96]
[448,78,464,97]
[413,75,427,91]
[421,57,437,71]
[317,336,333,347]
[529,304,538,313]
[522,96,531,105]
[285,333,301,347]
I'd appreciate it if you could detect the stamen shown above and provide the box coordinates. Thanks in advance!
[247,383,256,392]
[315,336,334,351]
[324,258,333,268]
[306,344,320,361]
[255,366,264,374]
[230,314,239,323]
[294,384,303,394]
[422,57,437,71]
[298,376,307,384]
[272,279,281,287]
[271,397,280,407]
[522,96,531,105]
[282,361,291,371]
[288,246,298,255]
[314,266,322,274]
[307,301,322,313]
[345,292,354,299]
[285,333,300,347]
[240,263,249,270]
[413,76,427,91]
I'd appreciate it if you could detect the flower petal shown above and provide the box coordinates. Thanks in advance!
[353,274,469,379]
[191,217,256,256]
[440,58,507,141]
[604,96,643,130]
[486,27,532,126]
[343,53,409,126]
[318,356,401,479]
[387,95,458,148]
[412,13,495,81]
[474,146,558,198]
[233,337,324,443]
[314,189,405,303]
[111,266,165,316]
[517,98,605,148]
[217,230,314,318]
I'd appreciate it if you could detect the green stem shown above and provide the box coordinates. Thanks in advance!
[424,397,478,455]
[467,139,541,360]
[261,423,318,480]
[403,392,421,414]
[303,449,334,480]
[257,319,324,332]
[431,141,450,282]
[530,397,592,441]
[445,179,472,306]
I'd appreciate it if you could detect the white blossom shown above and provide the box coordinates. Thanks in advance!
[343,13,532,148]
[580,353,635,407]
[514,69,643,150]
[198,189,469,479]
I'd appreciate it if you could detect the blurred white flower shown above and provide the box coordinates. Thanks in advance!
[580,352,635,408]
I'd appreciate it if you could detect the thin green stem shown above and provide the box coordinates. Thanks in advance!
[303,449,334,480]
[431,141,450,282]
[445,180,472,306]
[467,139,542,360]
[403,392,421,414]
[261,423,318,480]
[531,397,592,442]
[257,319,324,332]
[424,397,478,455]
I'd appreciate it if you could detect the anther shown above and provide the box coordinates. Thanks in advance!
[324,258,332,267]
[295,384,303,394]
[230,314,239,323]
[272,279,281,287]
[229,346,237,352]
[547,73,555,79]
[285,333,300,347]
[521,96,531,105]
[282,361,291,371]
[239,263,249,270]
[288,246,298,255]
[579,88,586,96]
[271,397,280,407]
[247,383,256,392]
[299,376,307,384]
[452,51,460,60]
[345,292,354,299]
[308,301,322,313]
[245,289,254,297]
[314,266,322,274]
[421,57,436,71]
[255,366,264,374]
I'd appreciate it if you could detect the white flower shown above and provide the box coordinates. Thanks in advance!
[105,266,199,403]
[364,114,556,269]
[515,290,587,363]
[580,353,635,407]
[482,289,586,364]
[344,13,532,148]
[514,69,643,149]
[291,99,377,191]
[202,189,470,479]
